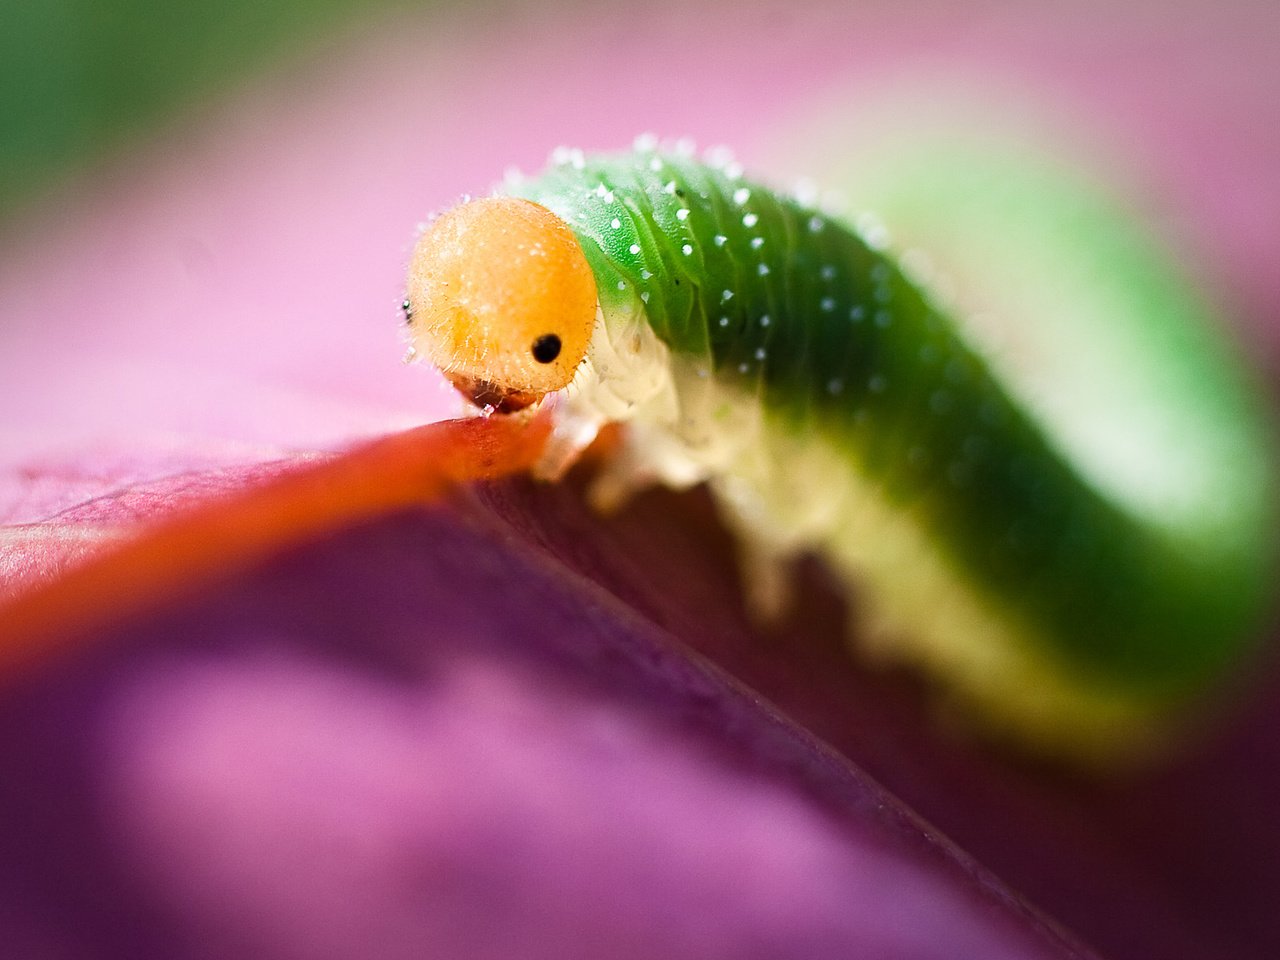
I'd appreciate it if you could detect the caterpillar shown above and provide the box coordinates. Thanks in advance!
[403,139,1275,761]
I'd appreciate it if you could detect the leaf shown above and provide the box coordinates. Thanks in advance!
[0,432,1097,959]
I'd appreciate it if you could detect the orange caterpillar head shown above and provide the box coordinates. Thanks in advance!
[405,197,599,412]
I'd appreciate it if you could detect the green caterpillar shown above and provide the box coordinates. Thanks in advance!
[403,139,1275,761]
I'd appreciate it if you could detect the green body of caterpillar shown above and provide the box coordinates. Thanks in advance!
[413,143,1276,760]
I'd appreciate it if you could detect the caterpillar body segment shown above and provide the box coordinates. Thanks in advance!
[405,145,1274,760]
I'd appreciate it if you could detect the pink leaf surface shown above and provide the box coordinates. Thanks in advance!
[0,484,1094,959]
[1,2,1278,958]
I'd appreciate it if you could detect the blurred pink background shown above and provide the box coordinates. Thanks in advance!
[2,1,1276,475]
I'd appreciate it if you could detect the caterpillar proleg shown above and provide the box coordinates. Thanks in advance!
[403,142,1275,761]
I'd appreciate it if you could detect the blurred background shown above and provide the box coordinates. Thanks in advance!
[1,0,1277,466]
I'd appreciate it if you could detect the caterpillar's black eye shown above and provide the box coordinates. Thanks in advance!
[400,298,413,324]
[532,333,562,363]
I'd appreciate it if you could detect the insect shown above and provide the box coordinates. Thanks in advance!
[403,139,1275,761]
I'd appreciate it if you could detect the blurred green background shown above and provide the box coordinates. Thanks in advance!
[0,0,416,221]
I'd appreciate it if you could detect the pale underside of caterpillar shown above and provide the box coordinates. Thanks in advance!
[403,141,1274,761]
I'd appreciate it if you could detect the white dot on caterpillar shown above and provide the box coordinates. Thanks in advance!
[757,263,770,276]
[875,310,891,328]
[721,289,734,302]
[724,161,744,180]
[594,184,608,198]
[611,218,622,229]
[629,243,641,255]
[663,180,677,194]
[808,215,824,233]
[742,213,759,228]
[682,244,693,256]
[754,347,766,361]
[676,208,691,221]
[856,212,890,249]
[648,156,663,172]
[820,265,836,281]
[868,374,887,393]
[820,297,836,312]
[640,268,653,280]
[733,187,751,205]
[827,377,844,395]
[759,314,770,327]
[738,362,750,373]
[713,234,728,247]
[640,291,651,303]
[703,145,735,168]
[750,237,764,250]
[791,178,819,206]
[849,305,865,322]
[616,280,626,291]
[719,316,730,327]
